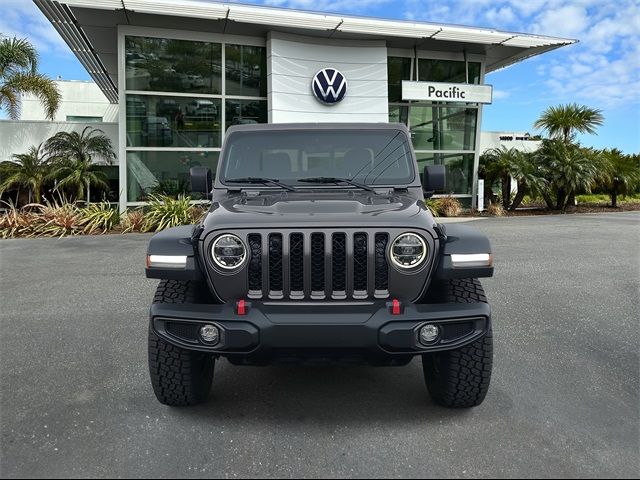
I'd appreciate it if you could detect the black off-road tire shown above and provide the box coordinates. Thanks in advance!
[422,278,493,408]
[148,279,215,407]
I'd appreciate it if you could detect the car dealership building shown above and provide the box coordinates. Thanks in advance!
[32,0,574,211]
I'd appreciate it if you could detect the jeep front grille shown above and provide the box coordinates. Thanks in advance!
[246,231,390,300]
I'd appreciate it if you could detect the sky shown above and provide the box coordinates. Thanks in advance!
[3,0,639,153]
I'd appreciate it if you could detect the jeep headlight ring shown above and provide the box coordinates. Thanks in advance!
[390,232,428,270]
[211,234,247,270]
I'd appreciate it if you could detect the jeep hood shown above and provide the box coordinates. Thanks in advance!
[201,191,436,230]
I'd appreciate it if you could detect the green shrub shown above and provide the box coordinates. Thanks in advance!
[32,200,84,238]
[0,196,208,238]
[425,199,439,217]
[0,201,38,238]
[577,193,640,205]
[142,194,201,232]
[80,202,120,234]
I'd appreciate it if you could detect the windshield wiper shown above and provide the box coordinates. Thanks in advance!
[297,177,376,192]
[226,177,297,192]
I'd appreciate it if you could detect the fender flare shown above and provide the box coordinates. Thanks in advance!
[145,225,204,281]
[434,223,494,279]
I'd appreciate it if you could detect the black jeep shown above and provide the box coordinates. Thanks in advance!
[145,123,494,408]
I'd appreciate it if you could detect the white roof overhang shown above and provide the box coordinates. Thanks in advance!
[33,0,576,104]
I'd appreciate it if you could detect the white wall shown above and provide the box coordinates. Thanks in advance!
[20,80,118,122]
[480,131,541,153]
[0,121,118,163]
[267,32,389,123]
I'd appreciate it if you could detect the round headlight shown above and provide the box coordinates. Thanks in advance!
[211,234,246,270]
[390,233,427,269]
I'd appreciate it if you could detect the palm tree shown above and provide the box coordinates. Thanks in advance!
[46,126,116,203]
[0,37,61,120]
[45,126,116,165]
[480,147,546,211]
[533,103,604,143]
[599,149,640,207]
[47,157,109,204]
[535,139,599,210]
[0,143,52,203]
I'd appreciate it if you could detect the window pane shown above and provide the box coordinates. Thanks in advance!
[469,62,481,84]
[66,116,103,123]
[126,95,222,148]
[416,153,474,195]
[418,59,481,84]
[225,99,268,129]
[125,36,222,94]
[409,105,477,150]
[225,44,267,97]
[126,150,219,202]
[387,57,412,102]
[389,104,409,125]
[91,165,119,202]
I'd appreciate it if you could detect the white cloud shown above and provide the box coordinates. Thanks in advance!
[260,0,393,13]
[531,5,589,38]
[400,0,639,110]
[0,0,71,58]
[493,89,512,100]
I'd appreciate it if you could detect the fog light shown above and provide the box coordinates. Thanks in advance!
[419,324,440,345]
[200,324,220,345]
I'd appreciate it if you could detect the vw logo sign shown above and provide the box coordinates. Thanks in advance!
[312,68,347,105]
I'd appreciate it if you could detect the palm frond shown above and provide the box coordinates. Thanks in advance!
[2,71,61,120]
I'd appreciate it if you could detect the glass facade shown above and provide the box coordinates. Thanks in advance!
[409,105,477,151]
[123,35,267,204]
[127,150,220,201]
[119,39,482,205]
[416,153,475,195]
[125,37,222,94]
[225,44,267,97]
[126,94,222,148]
[388,57,482,197]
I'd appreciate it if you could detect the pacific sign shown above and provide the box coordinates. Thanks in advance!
[402,81,493,104]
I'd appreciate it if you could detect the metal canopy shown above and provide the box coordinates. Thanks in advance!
[33,0,576,104]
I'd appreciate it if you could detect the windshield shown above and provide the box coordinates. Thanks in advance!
[220,129,414,186]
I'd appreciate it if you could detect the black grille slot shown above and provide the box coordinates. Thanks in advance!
[166,322,200,343]
[268,233,283,293]
[248,234,262,292]
[332,233,347,293]
[311,233,325,292]
[374,233,389,291]
[353,233,368,291]
[289,233,304,293]
[441,322,474,341]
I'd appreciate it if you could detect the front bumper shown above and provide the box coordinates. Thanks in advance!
[150,301,491,360]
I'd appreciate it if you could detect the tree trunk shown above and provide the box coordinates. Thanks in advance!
[501,175,511,210]
[611,182,619,208]
[556,187,568,210]
[509,183,528,211]
[542,192,555,210]
[564,191,575,210]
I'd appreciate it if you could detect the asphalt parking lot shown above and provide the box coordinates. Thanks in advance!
[1,212,638,478]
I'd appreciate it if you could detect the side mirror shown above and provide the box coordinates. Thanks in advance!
[190,167,213,195]
[422,165,446,197]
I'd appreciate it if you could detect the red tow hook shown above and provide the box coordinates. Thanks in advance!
[391,299,401,315]
[236,299,247,315]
